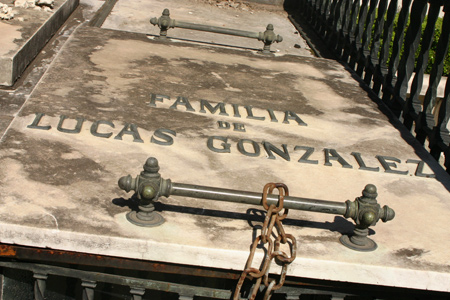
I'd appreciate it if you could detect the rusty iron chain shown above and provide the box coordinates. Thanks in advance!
[234,183,297,300]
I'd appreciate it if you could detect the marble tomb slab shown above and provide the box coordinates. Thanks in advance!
[0,26,450,292]
[0,0,78,86]
[100,0,311,56]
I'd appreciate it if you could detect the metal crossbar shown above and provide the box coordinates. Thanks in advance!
[118,157,395,252]
[149,8,283,54]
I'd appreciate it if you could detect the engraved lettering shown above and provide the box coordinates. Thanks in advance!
[237,139,260,157]
[149,94,170,107]
[232,104,241,118]
[199,100,229,116]
[114,123,144,143]
[57,115,85,134]
[351,152,379,172]
[27,113,51,130]
[406,159,435,178]
[169,96,195,111]
[147,92,311,127]
[324,149,352,168]
[245,106,265,121]
[376,156,408,175]
[151,128,176,146]
[90,120,115,138]
[294,146,318,164]
[262,142,290,161]
[207,136,231,153]
[283,111,307,126]
[267,109,278,123]
[217,121,230,129]
[26,111,431,180]
[233,123,246,132]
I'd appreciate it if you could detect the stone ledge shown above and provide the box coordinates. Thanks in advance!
[0,0,79,86]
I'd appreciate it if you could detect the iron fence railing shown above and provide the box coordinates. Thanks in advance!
[292,0,450,174]
[2,258,450,299]
[0,261,232,300]
[1,244,449,299]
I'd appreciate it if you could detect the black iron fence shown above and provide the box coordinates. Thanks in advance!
[291,0,450,174]
[2,245,450,299]
[2,258,450,299]
[0,260,232,300]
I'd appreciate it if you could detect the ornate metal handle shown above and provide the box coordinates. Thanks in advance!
[118,157,395,251]
[149,8,283,54]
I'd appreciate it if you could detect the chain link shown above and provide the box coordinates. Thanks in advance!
[234,183,297,300]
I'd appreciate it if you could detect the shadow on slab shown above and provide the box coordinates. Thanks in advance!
[112,198,369,236]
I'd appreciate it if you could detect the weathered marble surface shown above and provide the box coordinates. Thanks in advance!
[0,26,449,292]
[101,0,311,56]
[0,0,78,86]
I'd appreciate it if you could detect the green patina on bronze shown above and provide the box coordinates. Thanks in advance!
[150,8,283,54]
[118,157,395,252]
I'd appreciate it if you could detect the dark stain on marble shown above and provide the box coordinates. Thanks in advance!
[0,129,106,186]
